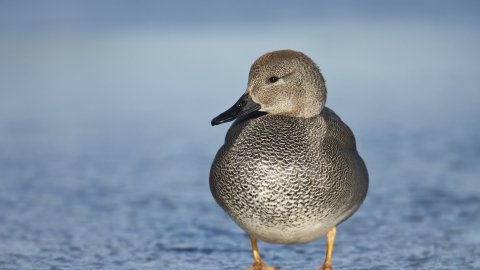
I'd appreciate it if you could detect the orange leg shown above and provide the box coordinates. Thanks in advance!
[246,235,279,270]
[318,227,336,270]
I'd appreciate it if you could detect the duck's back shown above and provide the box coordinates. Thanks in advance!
[209,107,368,244]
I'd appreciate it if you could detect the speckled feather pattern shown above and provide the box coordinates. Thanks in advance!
[210,107,368,244]
[210,50,368,247]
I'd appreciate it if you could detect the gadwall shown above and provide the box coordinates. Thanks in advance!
[210,50,368,270]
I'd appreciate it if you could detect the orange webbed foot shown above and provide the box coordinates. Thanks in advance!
[247,235,281,270]
[317,263,332,270]
[246,261,281,270]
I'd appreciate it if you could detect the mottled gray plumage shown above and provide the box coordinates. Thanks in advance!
[210,50,368,246]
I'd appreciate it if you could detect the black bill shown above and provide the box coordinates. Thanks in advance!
[211,93,261,126]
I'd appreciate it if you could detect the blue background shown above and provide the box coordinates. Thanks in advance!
[1,1,479,269]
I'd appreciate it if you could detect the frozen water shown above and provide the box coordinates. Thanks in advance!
[1,2,480,269]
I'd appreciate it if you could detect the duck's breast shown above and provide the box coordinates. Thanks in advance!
[210,109,368,244]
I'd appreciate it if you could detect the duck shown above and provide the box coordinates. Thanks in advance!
[210,50,368,270]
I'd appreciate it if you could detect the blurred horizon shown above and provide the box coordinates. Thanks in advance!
[1,1,479,130]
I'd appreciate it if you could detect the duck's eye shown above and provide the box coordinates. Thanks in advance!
[269,76,279,83]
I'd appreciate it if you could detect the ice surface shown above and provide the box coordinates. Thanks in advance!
[1,1,479,269]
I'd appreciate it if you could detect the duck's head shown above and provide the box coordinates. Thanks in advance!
[212,50,326,126]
